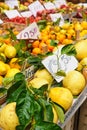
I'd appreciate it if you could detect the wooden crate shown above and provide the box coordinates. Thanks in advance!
[63,116,75,130]
[78,99,87,130]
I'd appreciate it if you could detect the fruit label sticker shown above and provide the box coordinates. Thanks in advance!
[4,10,21,19]
[28,0,45,17]
[42,47,78,83]
[5,0,19,8]
[58,86,87,128]
[54,0,67,8]
[17,22,40,39]
[20,11,32,18]
[50,13,64,26]
[43,2,56,10]
[0,19,3,24]
[23,65,34,80]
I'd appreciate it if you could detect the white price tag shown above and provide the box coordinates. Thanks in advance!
[21,11,33,18]
[50,13,64,26]
[4,10,21,19]
[44,2,56,10]
[0,19,3,24]
[28,0,45,17]
[17,22,40,39]
[42,47,78,83]
[54,0,67,8]
[5,0,19,9]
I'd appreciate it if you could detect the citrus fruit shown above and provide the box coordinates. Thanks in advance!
[80,57,87,67]
[0,102,19,130]
[4,45,16,58]
[34,69,53,84]
[9,58,21,70]
[0,52,6,62]
[0,75,3,86]
[5,68,20,78]
[0,42,7,53]
[0,61,7,76]
[74,39,87,60]
[49,87,73,111]
[29,77,49,89]
[63,70,86,95]
[52,106,58,124]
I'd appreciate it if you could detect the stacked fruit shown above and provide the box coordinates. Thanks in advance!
[0,40,21,86]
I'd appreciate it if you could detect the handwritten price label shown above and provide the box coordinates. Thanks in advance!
[54,0,67,8]
[0,19,3,24]
[44,2,56,10]
[42,47,78,82]
[20,11,32,18]
[4,10,21,19]
[50,13,64,26]
[28,0,45,17]
[17,22,40,39]
[5,0,19,8]
[23,65,34,80]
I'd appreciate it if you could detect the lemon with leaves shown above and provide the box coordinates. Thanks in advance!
[63,70,86,95]
[0,102,19,130]
[4,45,16,58]
[49,87,73,111]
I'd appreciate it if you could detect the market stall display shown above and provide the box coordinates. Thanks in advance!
[0,0,87,130]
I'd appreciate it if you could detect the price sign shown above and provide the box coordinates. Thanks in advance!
[44,2,56,10]
[4,10,21,19]
[5,0,19,8]
[0,19,3,24]
[23,65,34,80]
[42,47,78,83]
[54,0,67,8]
[50,13,64,26]
[17,22,40,39]
[20,11,33,18]
[28,0,45,17]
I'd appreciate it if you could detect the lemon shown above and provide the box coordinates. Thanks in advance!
[9,58,21,70]
[74,39,87,60]
[0,102,19,130]
[52,106,58,124]
[4,45,16,58]
[0,75,3,86]
[0,52,6,62]
[80,57,87,67]
[0,61,7,76]
[63,70,86,95]
[34,69,53,84]
[0,42,7,52]
[5,64,10,71]
[5,68,20,78]
[29,77,49,88]
[49,87,73,111]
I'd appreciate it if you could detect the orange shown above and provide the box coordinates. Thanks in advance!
[39,42,46,49]
[32,40,39,48]
[32,48,41,55]
[57,34,66,43]
[48,43,54,51]
[62,39,73,45]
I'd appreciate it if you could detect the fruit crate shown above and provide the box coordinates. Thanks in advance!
[78,98,87,130]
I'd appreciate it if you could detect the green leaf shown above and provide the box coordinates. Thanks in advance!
[50,40,58,47]
[53,103,65,123]
[61,44,77,56]
[53,18,61,26]
[33,121,62,130]
[14,72,25,82]
[56,70,66,76]
[0,87,7,94]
